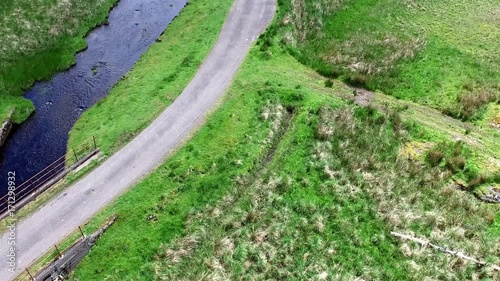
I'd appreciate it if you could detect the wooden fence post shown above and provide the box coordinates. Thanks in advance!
[73,149,78,162]
[26,268,34,280]
[54,245,62,259]
[78,225,86,238]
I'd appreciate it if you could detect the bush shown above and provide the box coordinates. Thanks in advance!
[426,141,468,172]
[324,79,334,88]
[317,66,341,78]
[447,89,498,120]
[468,173,488,189]
[445,156,466,172]
[389,111,402,133]
[426,148,445,167]
[451,141,463,157]
[344,74,369,88]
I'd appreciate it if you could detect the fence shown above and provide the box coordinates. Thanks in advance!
[0,136,98,216]
[14,215,117,281]
[14,226,86,281]
[14,226,85,281]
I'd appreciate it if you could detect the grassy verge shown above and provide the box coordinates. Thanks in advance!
[274,0,500,120]
[0,0,119,124]
[71,37,499,280]
[67,0,234,156]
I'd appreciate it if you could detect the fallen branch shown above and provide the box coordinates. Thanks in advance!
[391,231,500,271]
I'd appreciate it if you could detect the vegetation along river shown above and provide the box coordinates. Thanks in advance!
[0,0,187,199]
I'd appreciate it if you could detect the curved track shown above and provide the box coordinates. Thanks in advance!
[0,0,276,279]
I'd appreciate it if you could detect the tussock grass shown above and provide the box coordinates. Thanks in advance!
[446,89,500,121]
[0,0,118,124]
[275,0,500,120]
[152,99,499,280]
[312,107,498,279]
[153,104,410,281]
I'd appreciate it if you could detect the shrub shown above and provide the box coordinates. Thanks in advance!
[445,156,466,172]
[451,141,464,157]
[324,79,334,88]
[468,173,488,189]
[389,111,402,134]
[447,89,499,120]
[426,141,469,173]
[426,148,445,167]
[317,66,341,78]
[344,74,369,88]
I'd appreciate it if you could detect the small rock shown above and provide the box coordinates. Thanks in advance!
[146,214,158,221]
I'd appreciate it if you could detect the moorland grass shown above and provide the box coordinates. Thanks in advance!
[0,0,118,124]
[71,42,499,280]
[1,0,495,278]
[59,1,499,278]
[153,99,498,280]
[275,0,500,120]
[154,104,412,280]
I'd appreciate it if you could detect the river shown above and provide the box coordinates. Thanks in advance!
[0,0,187,198]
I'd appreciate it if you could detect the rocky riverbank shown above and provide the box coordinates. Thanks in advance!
[0,111,13,149]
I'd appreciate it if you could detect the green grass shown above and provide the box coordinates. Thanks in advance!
[0,0,495,279]
[48,0,499,279]
[67,0,235,156]
[0,0,118,124]
[276,0,500,120]
[153,103,413,280]
[71,39,499,280]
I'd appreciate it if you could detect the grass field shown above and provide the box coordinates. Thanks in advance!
[6,0,490,279]
[70,37,499,280]
[276,0,500,121]
[0,0,118,124]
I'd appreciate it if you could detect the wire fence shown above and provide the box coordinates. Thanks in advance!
[13,226,86,281]
[0,136,98,215]
[13,215,117,280]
